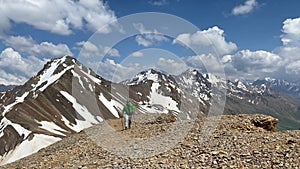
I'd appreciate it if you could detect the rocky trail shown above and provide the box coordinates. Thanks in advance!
[2,114,300,169]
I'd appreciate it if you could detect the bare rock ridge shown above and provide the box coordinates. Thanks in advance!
[2,114,299,168]
[0,56,299,166]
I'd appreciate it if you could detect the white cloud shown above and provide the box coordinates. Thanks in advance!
[4,36,72,58]
[133,23,169,47]
[0,0,116,35]
[0,48,46,85]
[148,0,169,6]
[156,58,187,75]
[275,17,300,79]
[286,60,300,75]
[130,51,144,57]
[218,50,285,81]
[173,26,237,56]
[227,50,282,73]
[282,18,300,35]
[184,50,284,81]
[77,41,120,58]
[88,59,142,82]
[232,0,258,16]
[103,46,120,57]
[281,17,300,46]
[185,54,225,74]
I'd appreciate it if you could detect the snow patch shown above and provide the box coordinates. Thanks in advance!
[89,84,93,92]
[149,82,179,112]
[129,70,159,85]
[71,70,85,89]
[38,121,67,136]
[60,91,98,131]
[98,93,120,118]
[96,116,104,122]
[237,81,248,91]
[0,134,61,165]
[2,92,29,116]
[82,71,101,84]
[206,73,225,85]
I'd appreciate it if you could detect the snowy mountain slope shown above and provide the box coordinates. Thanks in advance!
[124,68,300,130]
[0,56,299,165]
[0,56,125,165]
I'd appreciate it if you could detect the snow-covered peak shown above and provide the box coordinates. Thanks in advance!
[205,73,226,86]
[31,56,75,96]
[125,69,175,85]
[178,69,207,85]
[236,80,248,91]
[264,77,276,82]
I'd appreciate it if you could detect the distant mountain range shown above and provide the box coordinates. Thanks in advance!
[0,56,299,165]
[253,78,300,100]
[0,85,16,93]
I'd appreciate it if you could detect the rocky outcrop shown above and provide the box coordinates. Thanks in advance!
[251,115,278,131]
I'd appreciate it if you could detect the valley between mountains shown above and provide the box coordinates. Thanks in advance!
[0,56,299,167]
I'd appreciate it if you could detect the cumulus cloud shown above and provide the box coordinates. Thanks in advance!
[76,41,120,58]
[280,17,300,47]
[173,26,237,56]
[156,58,187,75]
[286,60,300,75]
[275,17,300,78]
[218,50,287,81]
[184,54,225,74]
[228,50,282,73]
[130,51,144,57]
[103,46,120,57]
[133,23,169,47]
[4,36,72,58]
[87,59,142,82]
[0,48,46,85]
[0,0,116,35]
[232,0,258,16]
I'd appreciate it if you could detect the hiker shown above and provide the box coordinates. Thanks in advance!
[122,100,135,130]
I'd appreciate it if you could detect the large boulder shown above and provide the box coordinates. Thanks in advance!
[251,116,278,131]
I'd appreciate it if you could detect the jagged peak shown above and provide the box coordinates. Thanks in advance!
[181,68,202,76]
[124,68,176,85]
[178,68,208,85]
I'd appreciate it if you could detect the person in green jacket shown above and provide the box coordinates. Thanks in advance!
[122,100,135,130]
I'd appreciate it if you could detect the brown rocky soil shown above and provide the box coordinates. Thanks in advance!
[2,114,300,169]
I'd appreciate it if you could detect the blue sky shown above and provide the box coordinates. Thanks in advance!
[0,0,299,85]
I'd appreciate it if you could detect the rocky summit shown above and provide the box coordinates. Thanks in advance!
[2,114,299,169]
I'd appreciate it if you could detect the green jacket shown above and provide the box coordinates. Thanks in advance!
[122,103,135,115]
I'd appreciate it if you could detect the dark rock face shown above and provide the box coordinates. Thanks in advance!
[0,125,23,156]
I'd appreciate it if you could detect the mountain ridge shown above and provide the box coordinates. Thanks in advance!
[0,56,299,165]
[253,77,300,100]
